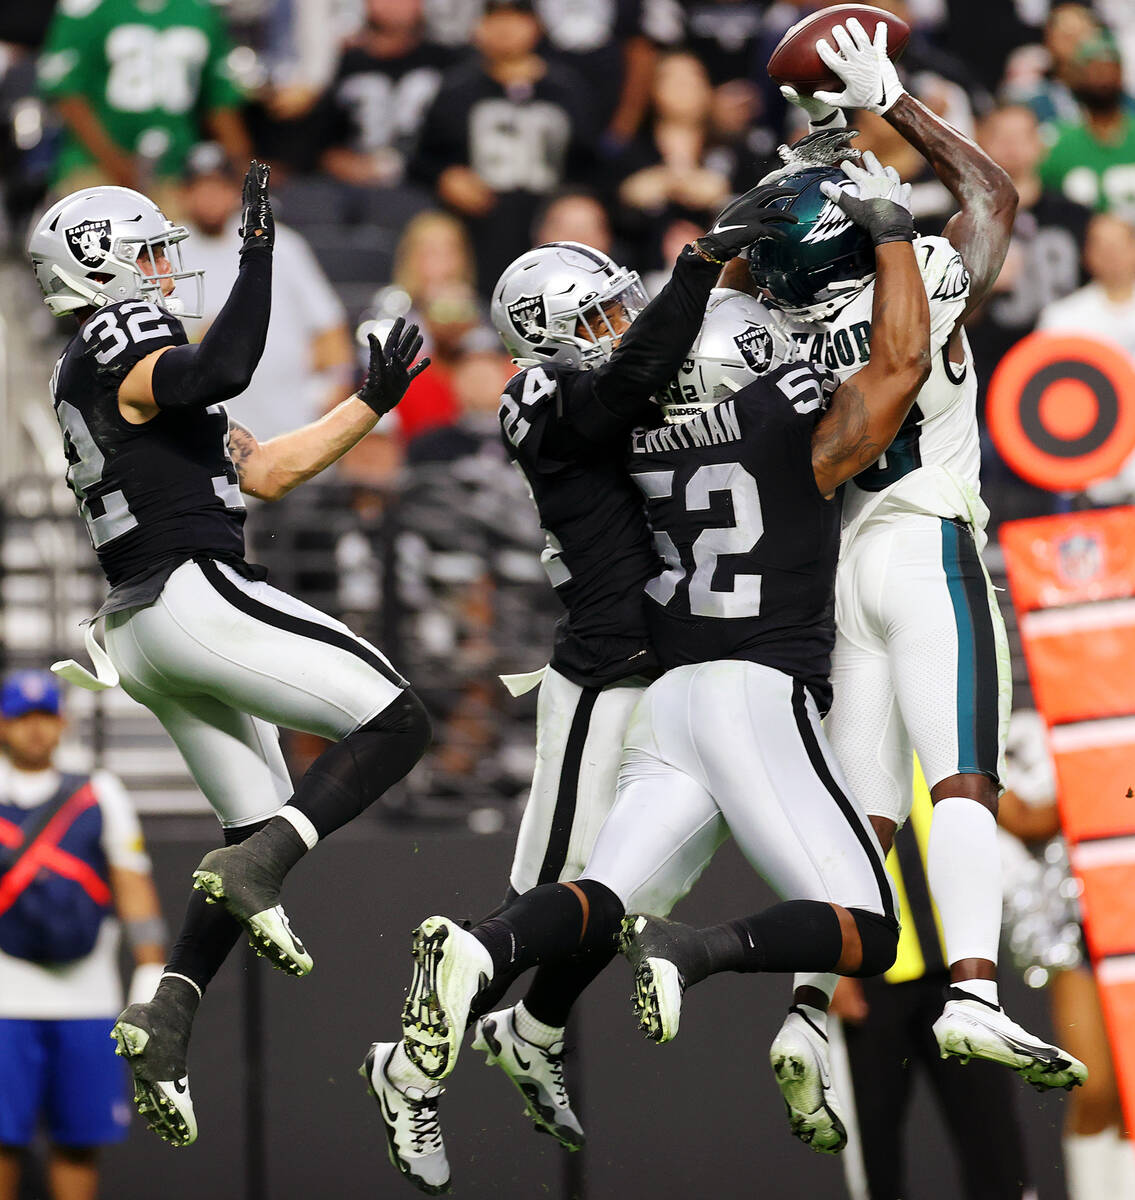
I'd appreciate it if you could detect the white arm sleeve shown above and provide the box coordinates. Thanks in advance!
[92,770,151,874]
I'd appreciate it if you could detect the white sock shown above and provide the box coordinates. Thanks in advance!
[513,1001,563,1049]
[386,1042,436,1094]
[1064,1129,1120,1199]
[927,797,1002,967]
[951,977,1000,1007]
[277,805,319,850]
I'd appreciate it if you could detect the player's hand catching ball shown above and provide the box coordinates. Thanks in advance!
[358,317,430,416]
[695,184,799,264]
[780,84,845,130]
[821,154,914,246]
[814,18,907,115]
[238,160,274,255]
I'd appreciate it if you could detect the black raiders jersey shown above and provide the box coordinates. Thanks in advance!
[627,362,841,710]
[52,300,246,593]
[500,363,661,688]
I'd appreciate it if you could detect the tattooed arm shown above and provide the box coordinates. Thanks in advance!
[884,95,1017,327]
[811,241,930,498]
[226,391,383,501]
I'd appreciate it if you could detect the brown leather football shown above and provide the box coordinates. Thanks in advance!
[767,4,910,95]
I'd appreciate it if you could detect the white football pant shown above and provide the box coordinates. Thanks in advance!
[103,558,407,827]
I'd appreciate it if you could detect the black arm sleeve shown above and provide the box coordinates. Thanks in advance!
[572,248,720,443]
[151,251,272,411]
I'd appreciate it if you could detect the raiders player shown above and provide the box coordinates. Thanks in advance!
[364,165,935,1192]
[360,186,798,1193]
[26,165,431,1146]
[756,19,1087,1155]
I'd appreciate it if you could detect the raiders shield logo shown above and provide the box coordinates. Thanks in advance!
[65,219,112,268]
[734,324,773,373]
[507,294,547,342]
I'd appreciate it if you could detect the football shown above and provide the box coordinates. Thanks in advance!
[767,4,910,95]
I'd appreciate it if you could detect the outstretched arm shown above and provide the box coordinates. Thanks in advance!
[811,171,930,497]
[229,318,428,501]
[813,18,1016,325]
[118,162,275,421]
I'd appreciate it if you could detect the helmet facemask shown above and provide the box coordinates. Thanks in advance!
[116,231,204,318]
[569,280,649,364]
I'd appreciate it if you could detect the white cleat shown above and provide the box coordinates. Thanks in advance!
[618,915,691,1044]
[933,992,1088,1091]
[473,1008,584,1151]
[769,1008,847,1154]
[111,1011,197,1147]
[401,917,493,1082]
[361,1042,450,1195]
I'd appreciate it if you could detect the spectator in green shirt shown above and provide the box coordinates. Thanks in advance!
[1039,32,1135,221]
[37,0,251,209]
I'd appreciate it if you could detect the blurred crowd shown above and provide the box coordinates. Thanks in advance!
[1,0,1135,804]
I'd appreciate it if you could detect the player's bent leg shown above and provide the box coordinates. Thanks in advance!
[360,1042,449,1196]
[193,690,431,975]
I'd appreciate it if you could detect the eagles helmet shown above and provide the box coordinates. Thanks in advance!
[663,289,792,424]
[27,186,204,318]
[490,241,647,368]
[747,166,876,324]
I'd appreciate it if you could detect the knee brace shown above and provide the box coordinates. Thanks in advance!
[848,909,900,978]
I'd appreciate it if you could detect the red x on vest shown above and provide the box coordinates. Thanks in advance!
[0,784,111,916]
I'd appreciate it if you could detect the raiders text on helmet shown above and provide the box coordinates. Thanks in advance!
[27,186,204,318]
[490,241,647,367]
[747,166,876,323]
[662,289,792,423]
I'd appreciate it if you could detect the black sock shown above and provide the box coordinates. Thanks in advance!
[473,879,624,978]
[522,943,616,1029]
[697,900,844,981]
[285,689,430,840]
[237,818,308,886]
[164,820,268,992]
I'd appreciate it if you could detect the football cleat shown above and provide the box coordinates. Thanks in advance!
[617,914,701,1044]
[111,997,197,1147]
[401,916,493,1082]
[769,1007,847,1154]
[473,1008,584,1151]
[192,844,312,976]
[360,1042,450,1195]
[933,990,1088,1091]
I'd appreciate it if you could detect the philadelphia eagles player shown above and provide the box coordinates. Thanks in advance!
[753,18,1087,1156]
[27,164,431,1147]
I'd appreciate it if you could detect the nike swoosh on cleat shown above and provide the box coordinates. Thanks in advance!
[512,1049,531,1071]
[379,1093,400,1128]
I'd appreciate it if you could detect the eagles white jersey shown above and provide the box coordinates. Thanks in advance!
[770,236,986,548]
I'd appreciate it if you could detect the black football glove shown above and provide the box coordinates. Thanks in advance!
[819,179,915,246]
[358,317,430,416]
[695,184,799,264]
[238,160,274,256]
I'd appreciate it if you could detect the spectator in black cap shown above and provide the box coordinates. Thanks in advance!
[409,0,597,293]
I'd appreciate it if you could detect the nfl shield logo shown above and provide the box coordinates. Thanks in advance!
[506,294,547,341]
[734,324,773,373]
[65,219,112,268]
[1056,533,1102,584]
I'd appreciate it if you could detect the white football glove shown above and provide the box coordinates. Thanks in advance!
[838,151,912,210]
[814,17,906,115]
[779,84,847,131]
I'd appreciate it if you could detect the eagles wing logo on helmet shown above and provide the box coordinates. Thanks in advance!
[800,193,854,246]
[507,294,547,342]
[65,219,112,268]
[734,325,774,373]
